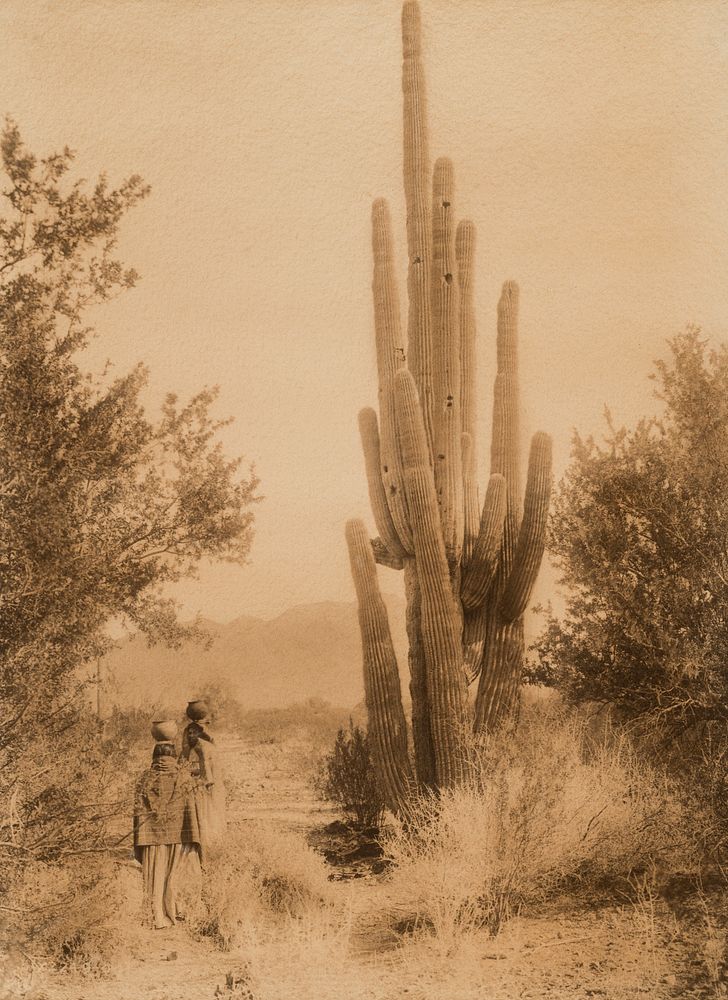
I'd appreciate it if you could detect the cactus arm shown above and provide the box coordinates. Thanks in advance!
[345,519,414,812]
[474,617,524,732]
[460,473,507,611]
[371,536,405,571]
[431,157,463,567]
[395,369,469,787]
[457,220,477,446]
[474,283,523,732]
[402,0,434,455]
[475,285,553,733]
[372,199,413,553]
[497,279,519,376]
[462,606,486,685]
[499,432,552,622]
[490,282,523,573]
[359,407,408,563]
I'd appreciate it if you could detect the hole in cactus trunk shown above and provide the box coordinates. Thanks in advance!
[445,273,453,284]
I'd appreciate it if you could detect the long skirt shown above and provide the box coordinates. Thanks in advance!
[140,843,199,929]
[196,782,226,852]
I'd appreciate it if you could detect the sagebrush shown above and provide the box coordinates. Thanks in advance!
[382,706,698,947]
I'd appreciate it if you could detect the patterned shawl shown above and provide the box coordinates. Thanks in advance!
[133,752,203,861]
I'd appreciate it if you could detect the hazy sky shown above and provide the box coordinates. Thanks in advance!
[3,0,728,621]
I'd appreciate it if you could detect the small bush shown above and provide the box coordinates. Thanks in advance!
[382,706,698,949]
[2,706,148,963]
[17,854,144,976]
[191,822,336,951]
[657,720,728,868]
[314,722,386,828]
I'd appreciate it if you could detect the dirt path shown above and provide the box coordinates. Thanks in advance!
[28,733,374,1000]
[217,734,335,831]
[26,928,242,1000]
[219,735,395,956]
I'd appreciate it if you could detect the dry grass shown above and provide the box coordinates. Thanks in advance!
[209,707,702,1000]
[190,821,338,951]
[223,899,683,1000]
[12,855,146,979]
[379,707,698,951]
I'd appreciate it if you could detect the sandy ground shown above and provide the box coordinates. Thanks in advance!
[11,732,725,1000]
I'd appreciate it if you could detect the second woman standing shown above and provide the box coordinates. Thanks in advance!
[181,701,226,852]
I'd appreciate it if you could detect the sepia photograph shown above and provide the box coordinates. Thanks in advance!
[1,1,728,997]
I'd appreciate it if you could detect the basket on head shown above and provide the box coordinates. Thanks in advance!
[186,700,209,722]
[151,719,178,742]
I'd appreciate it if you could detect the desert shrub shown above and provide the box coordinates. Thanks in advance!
[191,822,336,951]
[536,331,728,746]
[314,722,386,828]
[2,709,138,947]
[659,721,728,870]
[531,329,728,877]
[382,706,697,948]
[12,854,144,977]
[104,704,157,748]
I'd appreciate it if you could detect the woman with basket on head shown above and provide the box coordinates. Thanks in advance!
[181,699,226,853]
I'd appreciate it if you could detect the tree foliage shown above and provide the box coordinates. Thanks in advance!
[0,120,259,904]
[533,328,728,735]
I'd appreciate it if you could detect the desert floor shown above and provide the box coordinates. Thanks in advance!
[15,731,725,1000]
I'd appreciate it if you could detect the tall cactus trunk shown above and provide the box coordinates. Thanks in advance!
[404,558,436,789]
[346,0,553,803]
[396,369,469,788]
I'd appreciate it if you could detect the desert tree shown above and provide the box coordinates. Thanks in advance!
[534,328,728,738]
[0,120,258,891]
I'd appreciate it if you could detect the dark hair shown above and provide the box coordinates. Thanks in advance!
[186,722,213,744]
[152,742,177,760]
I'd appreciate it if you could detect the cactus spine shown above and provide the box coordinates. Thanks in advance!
[346,0,553,797]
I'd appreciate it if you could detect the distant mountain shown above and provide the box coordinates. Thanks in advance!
[102,596,408,712]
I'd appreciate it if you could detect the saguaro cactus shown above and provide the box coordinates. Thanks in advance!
[345,0,552,796]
